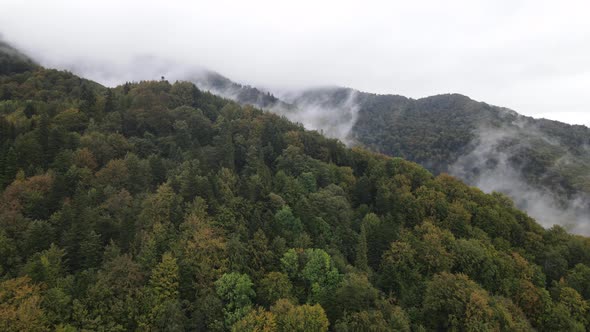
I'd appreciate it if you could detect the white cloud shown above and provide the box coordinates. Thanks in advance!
[1,0,589,126]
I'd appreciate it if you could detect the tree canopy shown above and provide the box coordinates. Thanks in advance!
[1,56,590,331]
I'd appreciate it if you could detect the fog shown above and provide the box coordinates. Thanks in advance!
[203,72,590,236]
[1,0,590,126]
[277,89,360,145]
[191,72,361,144]
[450,123,590,235]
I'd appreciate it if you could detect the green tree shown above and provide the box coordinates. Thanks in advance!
[334,310,391,332]
[548,284,588,329]
[37,114,50,166]
[43,286,73,327]
[79,82,96,112]
[23,220,55,257]
[273,206,303,243]
[325,273,379,321]
[149,252,180,302]
[355,223,369,272]
[104,88,115,113]
[378,241,423,307]
[565,264,590,300]
[280,248,342,304]
[0,230,18,275]
[1,147,17,188]
[215,272,256,328]
[79,230,103,270]
[82,254,145,330]
[22,244,66,288]
[139,252,185,331]
[423,273,497,331]
[258,272,294,306]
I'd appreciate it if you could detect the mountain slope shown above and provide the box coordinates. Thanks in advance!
[191,70,294,110]
[187,73,590,209]
[204,77,590,234]
[350,91,590,191]
[2,47,590,330]
[347,90,590,233]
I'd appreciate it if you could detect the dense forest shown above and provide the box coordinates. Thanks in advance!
[349,91,590,199]
[281,87,590,204]
[2,44,590,331]
[191,73,590,221]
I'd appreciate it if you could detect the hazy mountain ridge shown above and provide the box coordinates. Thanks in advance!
[3,41,590,331]
[187,73,590,234]
[191,70,295,111]
[348,92,590,233]
[190,74,362,145]
[3,39,588,233]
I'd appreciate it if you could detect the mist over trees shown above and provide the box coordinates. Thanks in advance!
[185,72,590,235]
[349,92,590,235]
[1,43,590,331]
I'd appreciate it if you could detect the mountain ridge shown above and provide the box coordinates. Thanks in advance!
[2,41,590,331]
[187,69,590,233]
[3,41,588,233]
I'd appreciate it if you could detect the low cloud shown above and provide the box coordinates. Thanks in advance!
[450,122,590,235]
[2,0,590,125]
[189,72,361,144]
[276,89,360,144]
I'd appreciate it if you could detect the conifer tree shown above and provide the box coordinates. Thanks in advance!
[355,223,369,272]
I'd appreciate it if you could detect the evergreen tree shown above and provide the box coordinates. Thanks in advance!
[37,114,50,167]
[355,223,369,272]
[104,88,114,113]
[79,83,96,112]
[79,231,103,270]
[149,252,180,302]
[0,147,17,189]
[140,252,184,331]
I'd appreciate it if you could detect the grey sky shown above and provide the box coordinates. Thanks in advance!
[1,0,589,126]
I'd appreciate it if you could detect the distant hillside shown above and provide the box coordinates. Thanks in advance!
[188,73,590,204]
[350,92,590,192]
[191,70,294,110]
[185,73,590,234]
[286,88,590,233]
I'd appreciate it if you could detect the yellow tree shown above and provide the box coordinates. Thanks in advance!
[271,299,329,332]
[0,276,48,332]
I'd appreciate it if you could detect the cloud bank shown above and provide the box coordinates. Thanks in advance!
[278,89,360,145]
[1,0,590,126]
[450,123,590,235]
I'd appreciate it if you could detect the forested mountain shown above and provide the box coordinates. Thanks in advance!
[191,70,294,111]
[348,91,590,194]
[346,90,590,234]
[2,43,590,331]
[191,73,590,234]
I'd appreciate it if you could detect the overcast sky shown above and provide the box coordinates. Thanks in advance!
[1,0,589,126]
